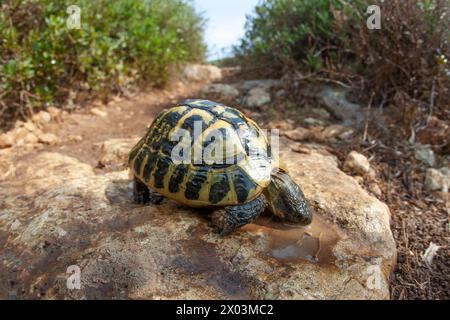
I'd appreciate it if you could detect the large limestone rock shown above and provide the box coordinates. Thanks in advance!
[0,140,396,299]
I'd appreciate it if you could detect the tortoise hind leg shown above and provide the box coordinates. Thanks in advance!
[133,176,164,205]
[211,195,267,235]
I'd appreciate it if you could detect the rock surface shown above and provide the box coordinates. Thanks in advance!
[283,127,313,141]
[201,83,239,99]
[414,144,435,167]
[343,151,371,176]
[37,133,59,145]
[244,87,271,108]
[425,168,450,192]
[239,79,282,91]
[302,85,363,125]
[0,138,396,299]
[0,133,14,149]
[182,64,222,82]
[31,111,52,125]
[321,124,354,141]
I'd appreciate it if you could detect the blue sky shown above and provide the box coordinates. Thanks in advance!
[194,0,259,60]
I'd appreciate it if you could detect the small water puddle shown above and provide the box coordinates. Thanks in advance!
[243,214,344,265]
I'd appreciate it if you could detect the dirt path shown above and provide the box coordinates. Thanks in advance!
[35,81,205,168]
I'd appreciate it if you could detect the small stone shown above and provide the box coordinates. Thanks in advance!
[0,133,14,149]
[414,144,435,167]
[99,138,138,167]
[182,64,222,82]
[275,89,286,98]
[32,111,51,124]
[90,107,108,118]
[322,124,353,140]
[283,127,312,141]
[422,242,441,266]
[338,128,355,140]
[425,168,449,192]
[244,87,271,108]
[38,133,58,145]
[344,151,371,176]
[201,84,239,99]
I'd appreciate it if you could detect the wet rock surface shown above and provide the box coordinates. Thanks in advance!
[0,138,396,299]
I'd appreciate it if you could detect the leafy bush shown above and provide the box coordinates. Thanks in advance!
[233,0,361,73]
[234,0,449,111]
[0,0,205,128]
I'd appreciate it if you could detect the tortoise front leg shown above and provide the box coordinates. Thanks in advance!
[133,176,164,205]
[211,194,267,235]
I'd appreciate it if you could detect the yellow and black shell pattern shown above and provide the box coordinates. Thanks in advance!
[129,99,278,207]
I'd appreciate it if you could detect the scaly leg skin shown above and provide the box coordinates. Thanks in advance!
[133,176,164,205]
[211,195,267,235]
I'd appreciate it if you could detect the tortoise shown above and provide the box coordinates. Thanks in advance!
[128,99,312,235]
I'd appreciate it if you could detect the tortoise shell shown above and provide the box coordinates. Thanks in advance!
[129,99,279,207]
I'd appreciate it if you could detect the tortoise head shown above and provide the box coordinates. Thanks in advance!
[264,168,312,225]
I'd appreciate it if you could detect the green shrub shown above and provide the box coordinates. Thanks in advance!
[0,0,205,128]
[233,0,364,73]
